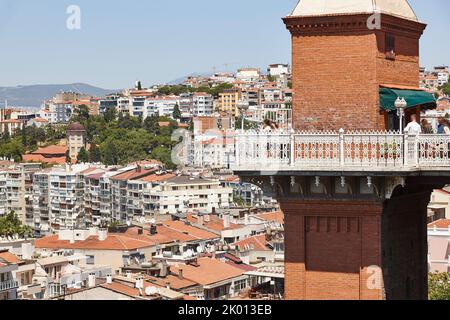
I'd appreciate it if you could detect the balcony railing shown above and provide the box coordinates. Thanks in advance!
[0,280,19,292]
[234,130,450,172]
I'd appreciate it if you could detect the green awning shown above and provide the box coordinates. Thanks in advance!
[379,88,436,112]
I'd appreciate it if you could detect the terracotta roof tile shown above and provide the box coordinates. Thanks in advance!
[171,257,245,286]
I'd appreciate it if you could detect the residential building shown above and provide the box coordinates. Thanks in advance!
[170,257,249,300]
[267,64,290,78]
[218,89,241,117]
[192,93,214,117]
[428,220,450,273]
[0,250,20,300]
[67,122,87,161]
[145,176,233,215]
[236,68,261,83]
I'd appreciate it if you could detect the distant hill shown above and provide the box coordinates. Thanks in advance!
[0,83,120,108]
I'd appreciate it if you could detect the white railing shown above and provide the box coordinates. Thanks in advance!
[0,280,19,291]
[244,108,293,129]
[234,130,450,172]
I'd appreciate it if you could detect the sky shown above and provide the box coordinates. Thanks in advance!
[0,0,448,89]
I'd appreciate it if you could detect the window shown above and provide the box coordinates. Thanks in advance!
[86,255,95,265]
[385,33,396,59]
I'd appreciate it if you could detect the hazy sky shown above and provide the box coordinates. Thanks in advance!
[0,0,448,89]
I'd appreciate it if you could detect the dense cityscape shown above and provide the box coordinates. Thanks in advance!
[1,0,450,304]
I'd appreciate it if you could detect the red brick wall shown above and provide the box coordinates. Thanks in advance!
[292,32,381,131]
[281,199,384,300]
[286,15,425,132]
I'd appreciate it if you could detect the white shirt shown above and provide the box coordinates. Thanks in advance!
[404,121,422,135]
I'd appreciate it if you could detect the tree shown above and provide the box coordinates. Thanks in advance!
[173,104,181,120]
[429,272,450,300]
[65,150,71,164]
[104,106,117,123]
[267,74,276,82]
[0,211,33,238]
[440,82,450,96]
[72,104,90,123]
[102,140,119,165]
[89,143,102,163]
[77,147,89,163]
[143,115,160,134]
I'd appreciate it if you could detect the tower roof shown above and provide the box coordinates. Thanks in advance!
[289,0,418,22]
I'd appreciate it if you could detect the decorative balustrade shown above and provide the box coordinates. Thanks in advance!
[234,130,450,172]
[0,280,19,291]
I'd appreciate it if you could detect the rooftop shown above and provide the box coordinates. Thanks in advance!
[171,257,246,286]
[289,0,418,22]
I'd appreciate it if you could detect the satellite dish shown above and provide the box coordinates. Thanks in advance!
[196,246,203,253]
[149,219,156,224]
[186,249,194,257]
[145,286,158,296]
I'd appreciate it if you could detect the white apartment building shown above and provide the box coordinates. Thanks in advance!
[144,96,180,118]
[32,171,51,235]
[0,171,7,216]
[2,164,40,224]
[192,132,235,169]
[143,176,233,215]
[48,165,90,230]
[192,93,214,117]
[267,64,290,77]
[236,68,261,83]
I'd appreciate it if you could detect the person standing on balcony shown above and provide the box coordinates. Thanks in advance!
[421,119,434,134]
[437,118,447,134]
[404,114,422,135]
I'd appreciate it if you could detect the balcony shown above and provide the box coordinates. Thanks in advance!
[234,130,450,174]
[0,280,19,292]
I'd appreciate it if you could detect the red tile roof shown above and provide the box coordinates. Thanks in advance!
[428,219,450,229]
[232,235,269,251]
[171,257,245,286]
[0,251,23,265]
[186,214,240,232]
[255,211,284,225]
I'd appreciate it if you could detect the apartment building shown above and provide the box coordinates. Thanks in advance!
[218,89,241,117]
[32,170,51,235]
[144,176,233,215]
[267,64,290,78]
[192,93,214,117]
[428,220,450,273]
[99,94,120,114]
[236,68,261,83]
[0,250,20,300]
[192,132,235,169]
[48,165,90,230]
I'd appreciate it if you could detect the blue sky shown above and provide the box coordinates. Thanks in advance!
[0,0,448,89]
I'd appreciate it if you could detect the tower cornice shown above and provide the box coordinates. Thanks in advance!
[283,13,427,38]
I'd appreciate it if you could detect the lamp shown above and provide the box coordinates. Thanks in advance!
[395,97,407,133]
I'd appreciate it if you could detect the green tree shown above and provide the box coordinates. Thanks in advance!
[72,104,90,123]
[440,82,450,96]
[102,140,119,165]
[152,146,176,170]
[429,272,450,300]
[267,74,276,82]
[173,104,182,120]
[143,115,160,134]
[89,143,102,163]
[77,147,89,163]
[0,211,33,238]
[65,150,71,164]
[104,106,117,123]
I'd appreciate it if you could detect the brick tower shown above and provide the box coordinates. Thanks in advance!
[283,0,427,131]
[234,0,447,300]
[278,0,430,300]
